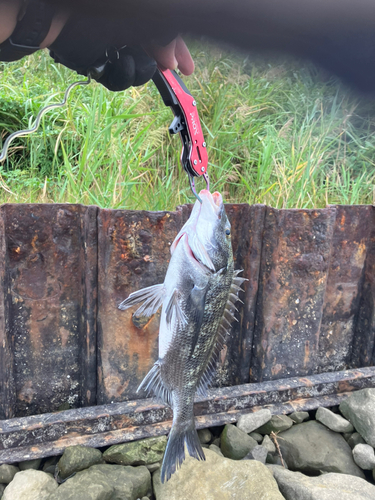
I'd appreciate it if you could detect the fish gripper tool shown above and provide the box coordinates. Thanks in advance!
[153,67,209,202]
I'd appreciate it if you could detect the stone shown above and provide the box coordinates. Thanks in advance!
[249,432,263,443]
[0,465,19,484]
[289,412,309,424]
[49,464,150,500]
[352,444,375,470]
[268,465,375,500]
[348,433,366,450]
[340,389,375,447]
[243,445,268,464]
[278,421,365,477]
[236,409,272,434]
[266,454,288,468]
[343,432,353,442]
[257,415,294,434]
[0,484,5,497]
[220,424,258,460]
[316,407,354,433]
[153,448,285,500]
[57,446,103,480]
[146,462,160,473]
[18,459,42,471]
[208,444,224,457]
[42,456,60,475]
[262,435,276,453]
[2,470,57,500]
[197,428,212,444]
[211,437,221,447]
[103,436,167,466]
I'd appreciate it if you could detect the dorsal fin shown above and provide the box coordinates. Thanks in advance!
[196,270,247,396]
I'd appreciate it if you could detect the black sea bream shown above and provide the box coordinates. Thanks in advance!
[119,190,245,482]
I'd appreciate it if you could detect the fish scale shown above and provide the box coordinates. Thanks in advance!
[119,190,245,482]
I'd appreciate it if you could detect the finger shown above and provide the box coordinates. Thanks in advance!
[175,36,194,75]
[146,39,178,70]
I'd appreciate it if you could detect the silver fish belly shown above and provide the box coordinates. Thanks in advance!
[119,190,245,482]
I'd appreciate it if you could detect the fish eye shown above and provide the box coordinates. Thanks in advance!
[225,229,231,236]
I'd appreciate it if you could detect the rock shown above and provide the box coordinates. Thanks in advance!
[18,459,42,471]
[277,421,365,477]
[49,464,150,500]
[243,445,268,464]
[57,446,103,480]
[266,454,288,468]
[352,444,375,470]
[316,407,354,433]
[348,433,366,450]
[103,436,167,466]
[236,409,272,434]
[197,428,212,444]
[0,484,5,497]
[146,462,160,473]
[257,415,294,434]
[262,435,276,453]
[2,470,57,500]
[211,437,221,447]
[0,465,19,484]
[208,444,224,457]
[343,432,353,442]
[220,424,258,460]
[340,389,375,447]
[249,432,263,443]
[289,412,309,424]
[268,465,375,500]
[153,448,285,500]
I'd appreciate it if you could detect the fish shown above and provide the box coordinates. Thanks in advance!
[118,189,245,482]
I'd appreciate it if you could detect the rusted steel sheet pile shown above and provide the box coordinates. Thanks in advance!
[0,203,375,462]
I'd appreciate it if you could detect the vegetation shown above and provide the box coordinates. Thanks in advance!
[1,44,375,210]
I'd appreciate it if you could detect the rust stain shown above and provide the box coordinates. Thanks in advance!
[18,381,35,404]
[59,327,70,349]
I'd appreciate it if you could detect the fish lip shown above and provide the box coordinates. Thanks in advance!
[199,190,223,214]
[170,190,223,271]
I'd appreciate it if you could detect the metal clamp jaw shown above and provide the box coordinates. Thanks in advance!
[153,68,209,200]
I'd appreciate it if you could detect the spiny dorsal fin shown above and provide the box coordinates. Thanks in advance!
[196,269,246,395]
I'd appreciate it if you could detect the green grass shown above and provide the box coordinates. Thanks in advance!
[1,44,375,210]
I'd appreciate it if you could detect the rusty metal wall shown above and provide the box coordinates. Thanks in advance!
[0,204,98,419]
[1,203,375,418]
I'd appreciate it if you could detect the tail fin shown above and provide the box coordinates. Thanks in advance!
[160,419,205,483]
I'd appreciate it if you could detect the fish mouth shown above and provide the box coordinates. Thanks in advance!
[199,190,223,215]
[170,190,224,272]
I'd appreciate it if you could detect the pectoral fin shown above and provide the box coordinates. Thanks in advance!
[118,283,165,318]
[165,288,187,327]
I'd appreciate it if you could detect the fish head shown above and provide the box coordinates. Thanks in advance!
[171,190,232,273]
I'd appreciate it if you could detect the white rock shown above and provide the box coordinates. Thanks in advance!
[316,407,354,433]
[153,448,284,500]
[3,470,58,500]
[269,465,375,500]
[237,409,272,434]
[352,444,375,470]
